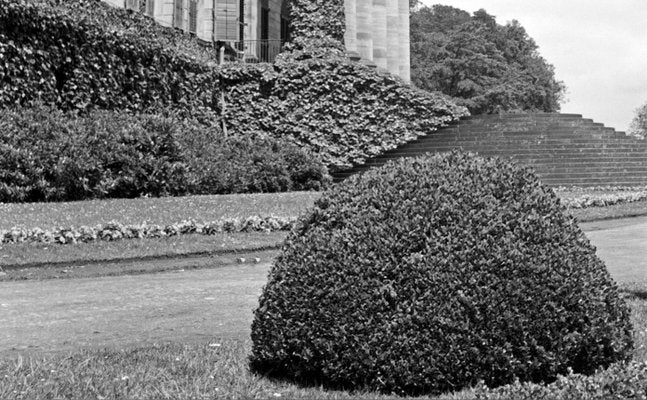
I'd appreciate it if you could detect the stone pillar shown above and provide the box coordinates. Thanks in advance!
[371,0,387,69]
[386,0,400,76]
[398,0,411,82]
[344,0,357,54]
[355,0,373,62]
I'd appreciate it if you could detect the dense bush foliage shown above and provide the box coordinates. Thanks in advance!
[410,5,566,114]
[250,151,633,395]
[0,106,329,202]
[474,361,647,400]
[0,0,466,174]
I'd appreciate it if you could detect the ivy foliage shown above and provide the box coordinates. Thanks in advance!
[250,151,633,396]
[288,0,345,46]
[0,0,466,173]
[221,51,464,169]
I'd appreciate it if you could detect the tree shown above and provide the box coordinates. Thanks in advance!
[410,6,566,114]
[629,102,647,139]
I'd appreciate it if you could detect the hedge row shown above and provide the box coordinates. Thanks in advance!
[0,105,330,202]
[474,361,647,400]
[0,0,466,173]
[1,216,296,245]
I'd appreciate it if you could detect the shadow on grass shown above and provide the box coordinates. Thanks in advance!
[620,289,647,300]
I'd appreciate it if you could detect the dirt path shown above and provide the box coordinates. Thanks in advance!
[1,216,646,357]
[0,263,270,356]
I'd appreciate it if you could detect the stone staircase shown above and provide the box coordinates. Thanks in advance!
[332,113,647,187]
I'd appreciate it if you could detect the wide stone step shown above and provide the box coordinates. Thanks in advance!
[332,113,647,186]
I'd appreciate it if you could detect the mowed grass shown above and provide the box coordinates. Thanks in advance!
[2,190,647,231]
[0,192,321,230]
[0,232,286,270]
[2,281,647,399]
[1,218,647,399]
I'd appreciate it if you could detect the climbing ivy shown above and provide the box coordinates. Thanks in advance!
[0,0,466,173]
[289,0,345,47]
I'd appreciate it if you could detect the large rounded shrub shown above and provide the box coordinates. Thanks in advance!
[250,151,633,396]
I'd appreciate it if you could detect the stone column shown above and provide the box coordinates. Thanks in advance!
[344,0,358,54]
[386,0,400,76]
[398,0,411,82]
[355,0,373,62]
[371,0,388,69]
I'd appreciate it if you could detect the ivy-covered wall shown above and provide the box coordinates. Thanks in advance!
[0,0,466,173]
[289,0,345,45]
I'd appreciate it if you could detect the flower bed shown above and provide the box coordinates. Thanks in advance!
[556,187,647,209]
[0,216,296,245]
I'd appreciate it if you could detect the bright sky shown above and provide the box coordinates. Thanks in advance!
[418,0,647,132]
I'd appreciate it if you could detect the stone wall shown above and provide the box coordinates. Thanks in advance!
[100,0,411,81]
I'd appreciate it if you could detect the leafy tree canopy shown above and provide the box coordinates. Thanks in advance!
[629,102,647,139]
[410,5,566,114]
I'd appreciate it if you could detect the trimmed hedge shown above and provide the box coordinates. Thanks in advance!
[0,105,330,202]
[0,0,466,173]
[250,151,633,395]
[474,361,647,400]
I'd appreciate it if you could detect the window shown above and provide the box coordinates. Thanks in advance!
[260,6,269,60]
[173,0,183,29]
[188,0,197,34]
[125,0,140,11]
[145,0,155,17]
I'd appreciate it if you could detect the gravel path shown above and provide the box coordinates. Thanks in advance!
[0,263,270,356]
[581,215,647,284]
[1,216,646,357]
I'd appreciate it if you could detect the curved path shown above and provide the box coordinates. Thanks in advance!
[1,216,646,356]
[0,263,270,355]
[580,215,647,284]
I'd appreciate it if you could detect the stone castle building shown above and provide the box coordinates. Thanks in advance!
[105,0,410,82]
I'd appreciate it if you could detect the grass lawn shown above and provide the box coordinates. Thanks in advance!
[2,190,647,399]
[0,192,320,230]
[0,232,286,270]
[2,215,647,399]
[2,190,647,231]
[2,275,647,399]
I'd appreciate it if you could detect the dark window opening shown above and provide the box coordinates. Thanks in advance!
[281,17,290,42]
[173,0,183,28]
[189,0,197,34]
[145,0,155,16]
[261,6,269,60]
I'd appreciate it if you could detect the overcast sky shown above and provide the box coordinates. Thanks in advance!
[418,0,647,132]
